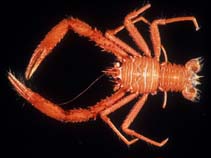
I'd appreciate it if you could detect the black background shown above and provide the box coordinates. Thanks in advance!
[2,0,210,158]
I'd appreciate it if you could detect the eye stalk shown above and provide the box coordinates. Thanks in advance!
[182,57,203,101]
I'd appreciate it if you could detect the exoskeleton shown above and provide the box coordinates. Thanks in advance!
[8,4,202,147]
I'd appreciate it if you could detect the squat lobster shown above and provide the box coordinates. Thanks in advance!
[8,4,202,147]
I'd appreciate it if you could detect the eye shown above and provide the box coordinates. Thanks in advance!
[114,62,121,68]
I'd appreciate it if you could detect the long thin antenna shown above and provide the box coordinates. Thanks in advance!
[59,73,105,105]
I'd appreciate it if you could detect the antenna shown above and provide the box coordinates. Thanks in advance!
[59,73,105,105]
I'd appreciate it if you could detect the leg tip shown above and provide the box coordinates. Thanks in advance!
[196,26,200,31]
[128,138,139,146]
[160,137,169,147]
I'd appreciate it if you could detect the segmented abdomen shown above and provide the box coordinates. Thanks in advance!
[107,56,190,94]
[159,63,188,92]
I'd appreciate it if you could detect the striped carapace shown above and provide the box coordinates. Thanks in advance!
[8,4,202,147]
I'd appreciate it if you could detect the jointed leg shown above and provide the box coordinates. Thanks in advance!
[25,19,69,80]
[161,45,168,63]
[121,94,168,147]
[8,72,126,123]
[123,4,152,57]
[106,4,152,57]
[162,91,167,109]
[108,16,151,35]
[107,15,169,62]
[106,16,150,57]
[150,16,200,61]
[8,72,93,122]
[25,18,129,80]
[100,92,139,145]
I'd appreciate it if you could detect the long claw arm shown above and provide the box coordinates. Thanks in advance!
[8,72,126,122]
[25,18,129,79]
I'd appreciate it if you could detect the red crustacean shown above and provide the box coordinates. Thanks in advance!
[8,4,202,147]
